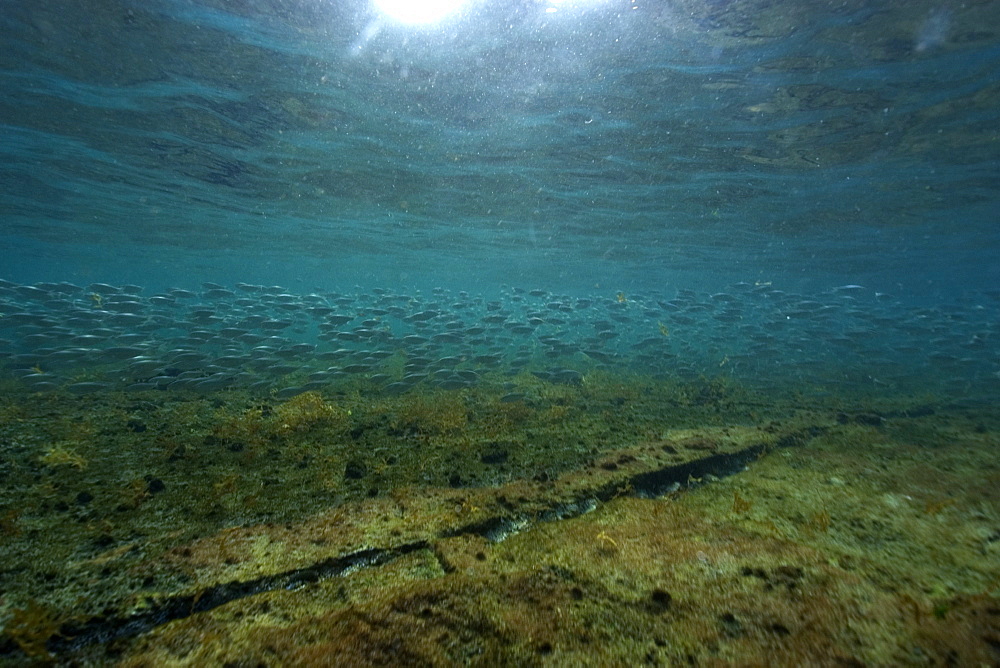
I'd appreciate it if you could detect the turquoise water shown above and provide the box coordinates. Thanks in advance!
[2,2,1000,662]
[3,0,997,297]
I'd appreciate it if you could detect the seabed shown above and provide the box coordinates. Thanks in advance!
[0,373,998,665]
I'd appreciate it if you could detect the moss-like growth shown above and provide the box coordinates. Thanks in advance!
[391,391,468,437]
[274,391,351,434]
[3,600,62,659]
[212,391,351,449]
[39,445,88,470]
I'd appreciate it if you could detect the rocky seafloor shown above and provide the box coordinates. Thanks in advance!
[0,374,997,665]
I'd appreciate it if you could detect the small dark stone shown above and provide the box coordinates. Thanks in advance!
[570,587,584,600]
[741,567,767,579]
[94,534,115,548]
[719,612,743,637]
[448,473,463,488]
[344,461,366,480]
[650,589,672,611]
[536,642,553,655]
[146,477,166,494]
[481,449,509,465]
[76,491,94,505]
[126,418,147,433]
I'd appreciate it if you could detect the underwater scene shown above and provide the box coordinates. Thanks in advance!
[1,0,999,664]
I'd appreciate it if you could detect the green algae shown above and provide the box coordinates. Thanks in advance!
[0,372,997,663]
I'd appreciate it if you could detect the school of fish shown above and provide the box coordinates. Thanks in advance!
[1,278,997,402]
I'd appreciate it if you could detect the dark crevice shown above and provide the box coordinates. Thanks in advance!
[38,429,823,657]
[443,439,788,541]
[626,443,768,498]
[48,542,428,654]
